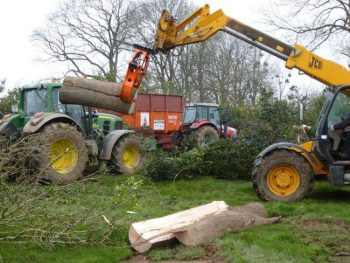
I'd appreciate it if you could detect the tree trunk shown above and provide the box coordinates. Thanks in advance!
[129,202,280,253]
[60,77,135,114]
[129,201,229,253]
[174,203,281,246]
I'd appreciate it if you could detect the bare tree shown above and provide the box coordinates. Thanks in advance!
[266,0,350,57]
[32,0,132,81]
[132,0,195,95]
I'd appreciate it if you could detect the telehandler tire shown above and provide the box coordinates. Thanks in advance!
[192,125,219,148]
[109,134,144,174]
[31,122,88,185]
[252,149,314,201]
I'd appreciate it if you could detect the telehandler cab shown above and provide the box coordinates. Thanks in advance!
[155,4,350,201]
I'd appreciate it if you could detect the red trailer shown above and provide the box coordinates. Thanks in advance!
[99,93,185,149]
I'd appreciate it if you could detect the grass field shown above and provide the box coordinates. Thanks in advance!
[1,175,350,263]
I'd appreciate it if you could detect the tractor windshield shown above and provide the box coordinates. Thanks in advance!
[327,90,350,128]
[209,107,220,127]
[183,106,196,124]
[23,89,47,115]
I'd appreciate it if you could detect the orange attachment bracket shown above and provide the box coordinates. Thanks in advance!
[120,47,153,103]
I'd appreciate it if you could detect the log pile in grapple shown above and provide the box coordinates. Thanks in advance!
[60,77,135,115]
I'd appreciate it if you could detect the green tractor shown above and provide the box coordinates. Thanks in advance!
[0,82,144,184]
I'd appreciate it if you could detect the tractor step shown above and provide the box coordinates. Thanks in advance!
[333,161,350,165]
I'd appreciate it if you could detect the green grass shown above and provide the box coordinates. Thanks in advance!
[1,175,350,263]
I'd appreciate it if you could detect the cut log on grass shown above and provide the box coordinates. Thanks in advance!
[60,76,136,114]
[129,202,281,253]
[174,203,281,246]
[129,201,229,253]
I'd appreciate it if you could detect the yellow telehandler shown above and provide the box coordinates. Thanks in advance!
[155,4,350,201]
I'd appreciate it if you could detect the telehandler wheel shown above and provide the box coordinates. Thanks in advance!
[252,150,314,201]
[109,134,144,175]
[192,125,219,148]
[31,122,88,185]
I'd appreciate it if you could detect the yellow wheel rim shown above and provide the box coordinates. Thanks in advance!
[267,164,301,196]
[50,139,78,174]
[122,145,139,169]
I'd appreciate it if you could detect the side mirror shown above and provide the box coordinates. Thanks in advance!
[299,103,304,122]
[11,104,18,113]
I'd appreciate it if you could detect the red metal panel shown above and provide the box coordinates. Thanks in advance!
[133,93,184,112]
[166,95,184,112]
[135,93,151,111]
[151,94,166,111]
[109,93,184,135]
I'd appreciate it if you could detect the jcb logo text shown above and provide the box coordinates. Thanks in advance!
[308,56,323,70]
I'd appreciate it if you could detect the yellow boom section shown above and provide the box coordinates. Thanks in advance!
[155,4,350,87]
[156,5,229,51]
[285,45,350,86]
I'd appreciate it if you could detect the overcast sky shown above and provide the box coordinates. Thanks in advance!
[0,0,339,95]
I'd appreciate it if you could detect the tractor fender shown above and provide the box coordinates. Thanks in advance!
[0,114,22,137]
[0,120,17,137]
[23,113,81,134]
[256,142,318,167]
[99,130,134,160]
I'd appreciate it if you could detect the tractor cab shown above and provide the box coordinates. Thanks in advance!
[11,83,123,142]
[183,103,221,128]
[315,85,350,163]
[183,103,237,140]
[21,84,85,127]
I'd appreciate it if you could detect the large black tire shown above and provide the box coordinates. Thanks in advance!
[252,150,314,201]
[191,125,219,148]
[31,122,88,185]
[109,134,144,174]
[0,135,9,179]
[0,135,6,150]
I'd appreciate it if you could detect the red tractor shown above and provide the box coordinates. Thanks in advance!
[179,103,237,147]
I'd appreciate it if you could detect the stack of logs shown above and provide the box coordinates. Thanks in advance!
[60,76,136,114]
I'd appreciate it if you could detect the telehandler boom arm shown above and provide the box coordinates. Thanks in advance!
[155,4,350,87]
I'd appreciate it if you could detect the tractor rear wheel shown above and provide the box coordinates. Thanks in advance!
[109,135,144,174]
[0,135,9,179]
[191,125,219,148]
[252,150,314,201]
[31,122,88,185]
[0,134,8,151]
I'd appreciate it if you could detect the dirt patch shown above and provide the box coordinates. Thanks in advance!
[122,245,223,263]
[302,218,349,230]
[297,218,350,261]
[330,254,350,263]
[122,255,220,263]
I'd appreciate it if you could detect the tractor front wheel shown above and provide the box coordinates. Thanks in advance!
[109,135,144,174]
[191,125,219,148]
[31,122,88,185]
[252,150,314,201]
